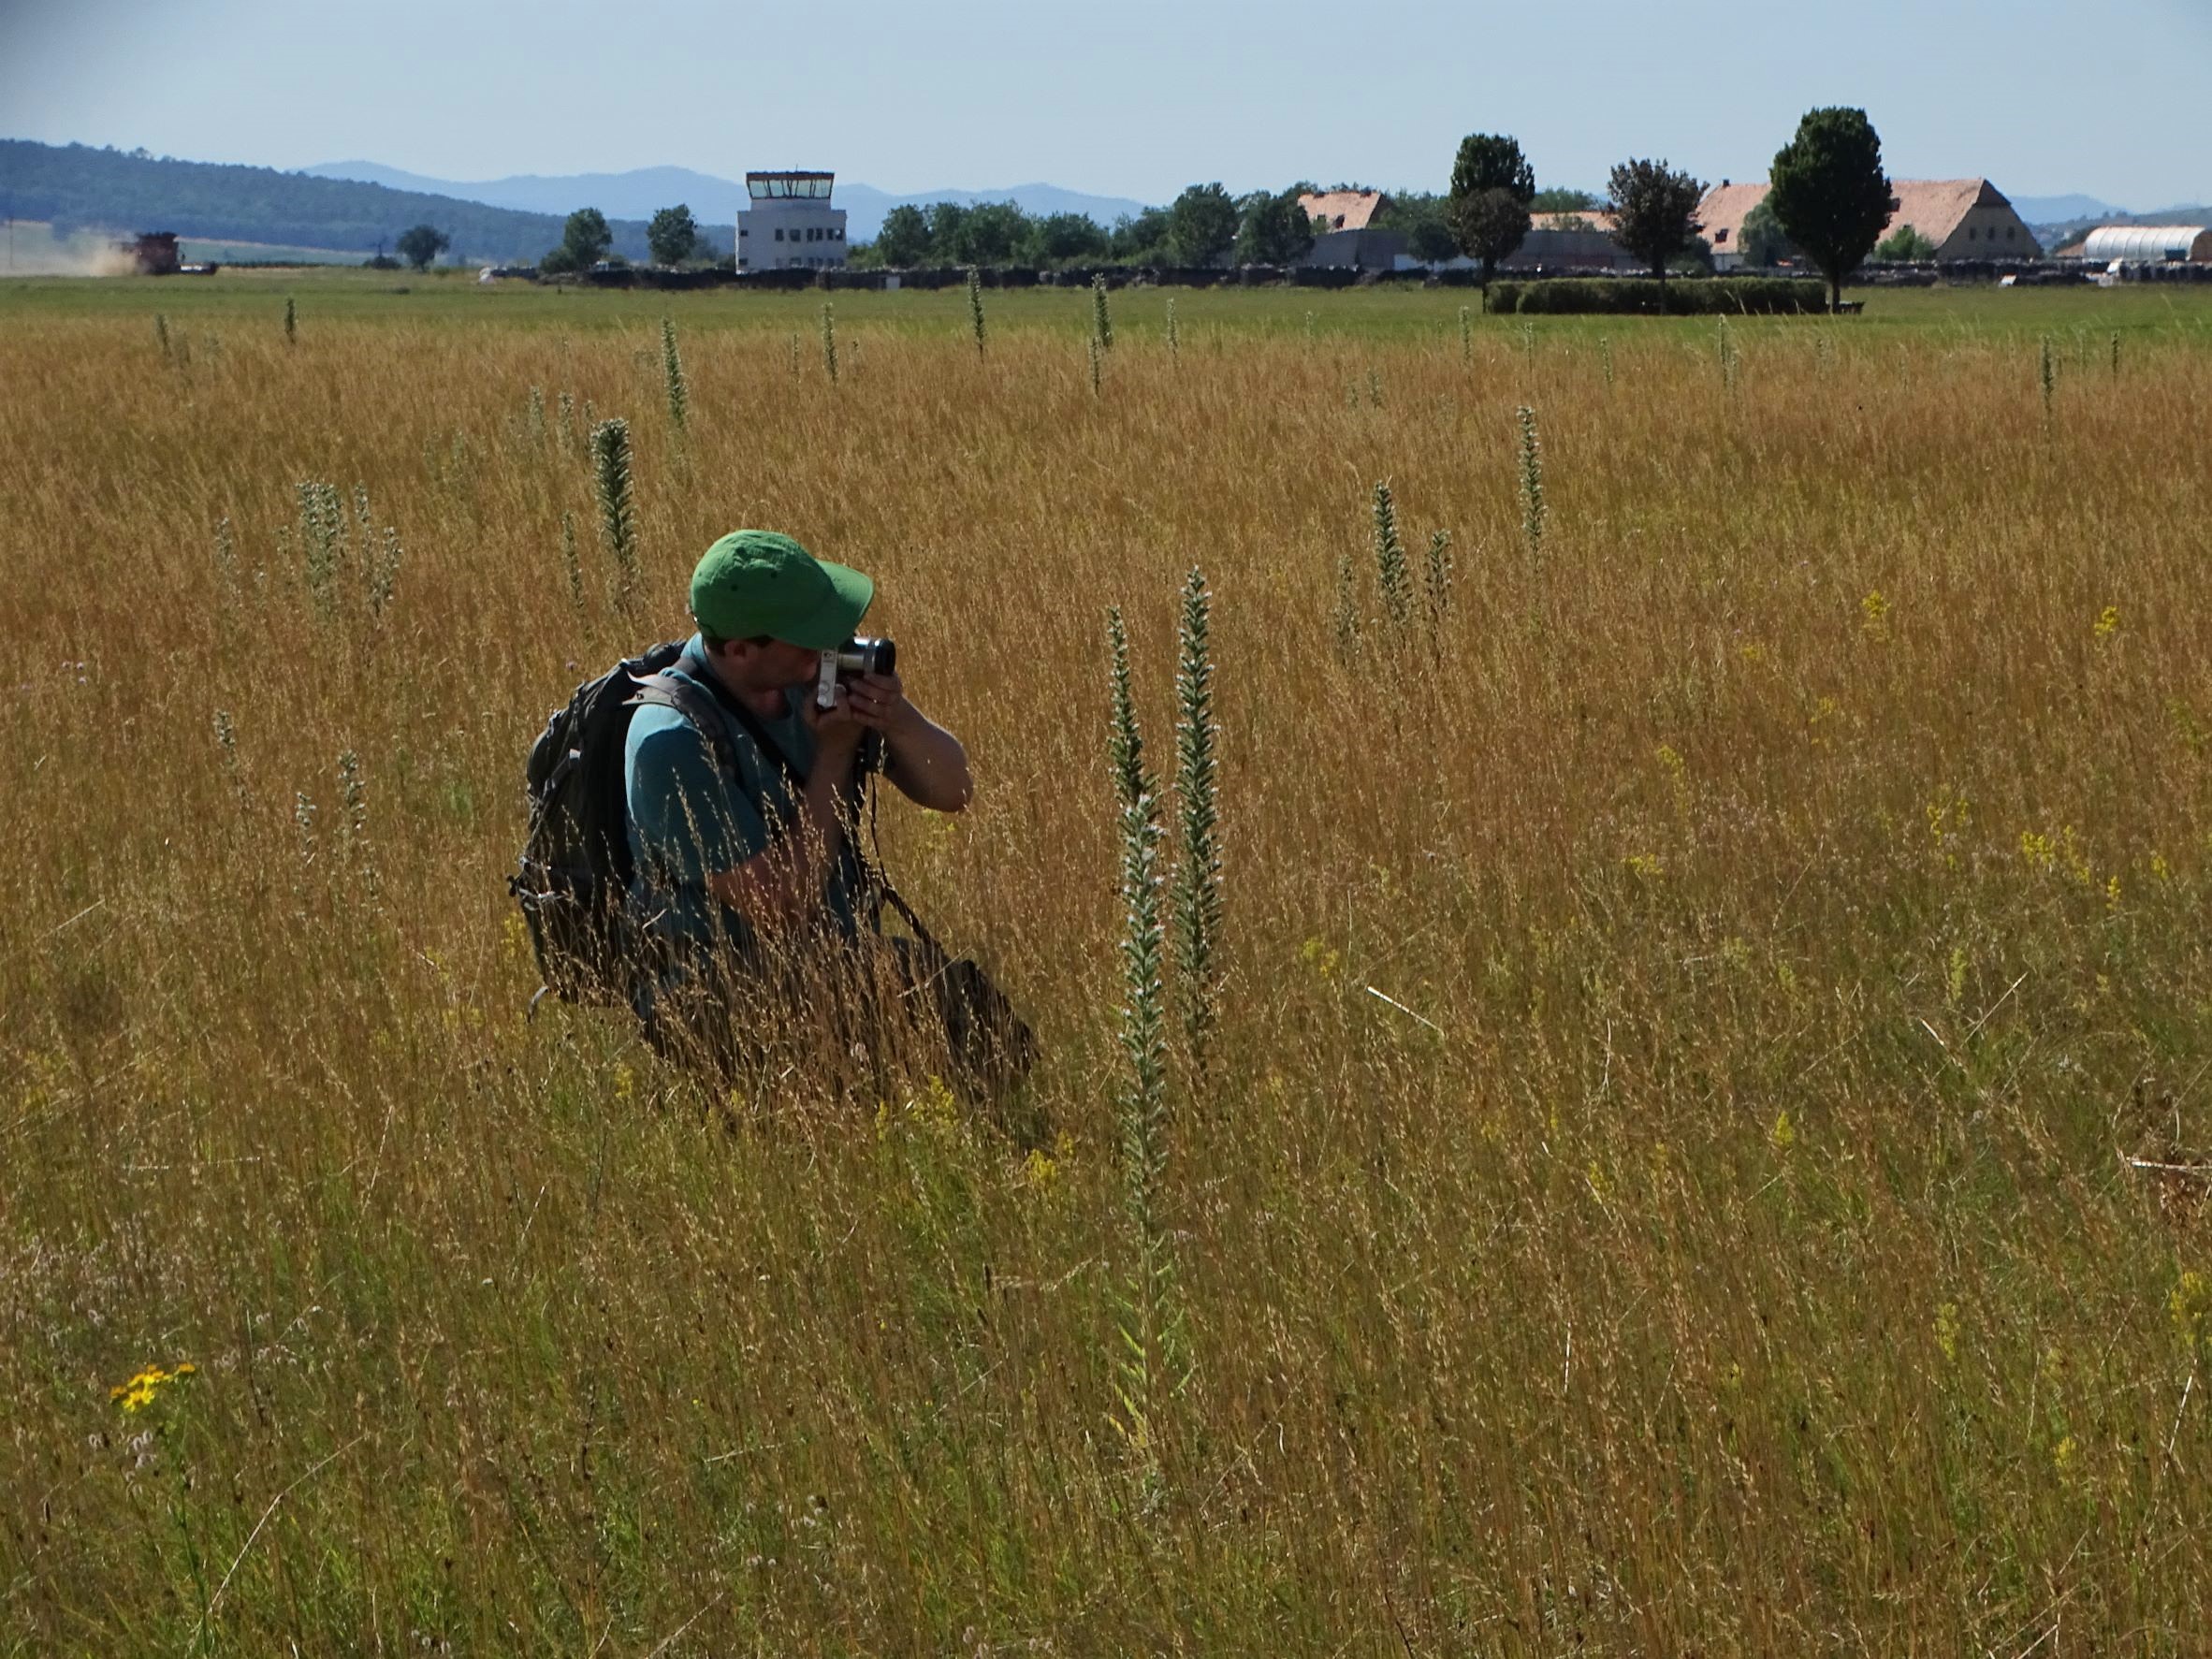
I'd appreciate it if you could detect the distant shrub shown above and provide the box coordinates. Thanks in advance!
[1491,278,1827,316]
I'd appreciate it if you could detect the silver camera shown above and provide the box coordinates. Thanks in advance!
[815,635,896,710]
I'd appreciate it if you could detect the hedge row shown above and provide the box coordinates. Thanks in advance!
[1489,278,1830,315]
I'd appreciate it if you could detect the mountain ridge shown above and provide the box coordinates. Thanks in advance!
[300,160,1154,241]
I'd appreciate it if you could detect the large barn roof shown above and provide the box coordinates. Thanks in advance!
[1698,178,2030,255]
[1297,190,1388,232]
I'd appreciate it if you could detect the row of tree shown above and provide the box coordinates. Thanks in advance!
[1434,108,1903,310]
[856,185,1328,270]
[489,105,1900,310]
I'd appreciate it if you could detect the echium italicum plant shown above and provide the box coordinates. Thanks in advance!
[661,316,689,435]
[590,417,639,606]
[1092,273,1114,353]
[820,301,839,384]
[1423,529,1454,646]
[1104,606,1189,1489]
[1517,405,1547,576]
[284,295,297,345]
[297,480,347,620]
[968,267,987,357]
[1371,481,1412,629]
[1170,567,1224,1087]
[1165,297,1179,361]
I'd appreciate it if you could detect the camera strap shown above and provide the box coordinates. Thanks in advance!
[640,667,924,947]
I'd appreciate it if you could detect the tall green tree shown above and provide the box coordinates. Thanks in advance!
[1873,222,1936,260]
[646,204,700,266]
[874,204,931,266]
[1233,188,1317,266]
[395,224,450,270]
[1739,198,1793,267]
[1447,133,1536,301]
[1110,207,1171,265]
[924,201,972,263]
[543,208,613,274]
[1026,211,1110,266]
[1531,186,1596,213]
[1164,183,1238,268]
[962,200,1031,265]
[1768,107,1898,312]
[1376,191,1458,264]
[1606,158,1706,294]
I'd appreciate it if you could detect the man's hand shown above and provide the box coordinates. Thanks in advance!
[800,681,867,761]
[837,671,916,736]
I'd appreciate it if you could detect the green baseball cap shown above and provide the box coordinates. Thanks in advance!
[689,530,873,650]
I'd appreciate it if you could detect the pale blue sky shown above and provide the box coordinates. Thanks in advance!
[3,0,2206,208]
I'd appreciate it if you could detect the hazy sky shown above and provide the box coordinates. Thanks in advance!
[3,0,2206,208]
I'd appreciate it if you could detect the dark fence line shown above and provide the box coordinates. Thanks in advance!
[534,258,2212,294]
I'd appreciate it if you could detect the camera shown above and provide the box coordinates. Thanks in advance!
[816,634,896,709]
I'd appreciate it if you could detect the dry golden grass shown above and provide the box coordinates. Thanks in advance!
[3,275,2210,1653]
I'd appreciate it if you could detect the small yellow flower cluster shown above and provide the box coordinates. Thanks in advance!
[2173,1271,2209,1355]
[1933,1301,1960,1363]
[1297,937,1340,979]
[1768,1110,1796,1152]
[2092,604,2120,643]
[110,1361,196,1414]
[1623,853,1664,880]
[1860,589,1891,634]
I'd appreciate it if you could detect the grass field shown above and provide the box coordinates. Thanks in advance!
[3,271,2209,1654]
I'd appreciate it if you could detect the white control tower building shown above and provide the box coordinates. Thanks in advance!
[736,171,849,271]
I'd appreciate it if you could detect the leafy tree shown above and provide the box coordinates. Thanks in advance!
[875,203,930,266]
[1607,158,1707,293]
[924,200,971,262]
[1164,183,1238,268]
[1026,211,1110,266]
[1408,215,1461,265]
[395,224,450,269]
[1376,191,1459,265]
[647,204,700,266]
[1531,186,1596,213]
[1768,107,1898,312]
[962,200,1030,265]
[1234,188,1317,266]
[560,208,614,269]
[1447,133,1536,300]
[1874,222,1936,260]
[1110,206,1171,265]
[1739,198,1793,267]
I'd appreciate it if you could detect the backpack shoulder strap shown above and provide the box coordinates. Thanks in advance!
[633,670,746,780]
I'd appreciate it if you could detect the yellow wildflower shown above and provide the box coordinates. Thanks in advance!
[109,1362,197,1414]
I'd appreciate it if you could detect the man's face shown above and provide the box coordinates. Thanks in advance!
[721,637,820,691]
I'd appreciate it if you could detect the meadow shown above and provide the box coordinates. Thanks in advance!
[2,269,2209,1654]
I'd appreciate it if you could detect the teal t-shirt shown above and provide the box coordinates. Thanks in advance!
[623,636,861,968]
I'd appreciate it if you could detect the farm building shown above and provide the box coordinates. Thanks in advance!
[1295,190,1403,269]
[2080,225,2212,263]
[1509,210,1643,272]
[736,170,847,272]
[1298,189,1389,233]
[1701,178,2044,268]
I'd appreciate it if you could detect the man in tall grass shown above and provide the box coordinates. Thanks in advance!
[624,530,980,1087]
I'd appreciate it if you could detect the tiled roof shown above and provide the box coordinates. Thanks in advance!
[1697,178,2024,252]
[1297,190,1387,232]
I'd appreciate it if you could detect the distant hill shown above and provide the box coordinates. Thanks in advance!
[2009,194,2124,224]
[0,139,732,263]
[303,159,1154,242]
[2023,198,2212,251]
